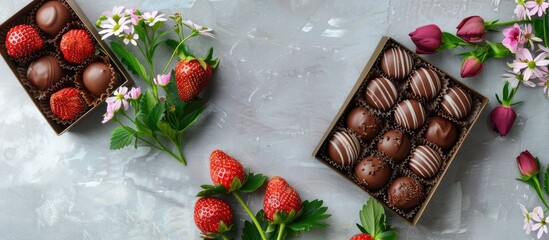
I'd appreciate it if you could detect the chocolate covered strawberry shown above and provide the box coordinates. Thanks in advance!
[350,233,374,240]
[60,29,94,64]
[194,197,233,236]
[210,149,245,191]
[5,24,43,58]
[263,176,302,222]
[50,87,84,121]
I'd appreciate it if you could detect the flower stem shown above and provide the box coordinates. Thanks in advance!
[532,177,549,209]
[488,19,531,28]
[544,14,549,48]
[153,136,186,165]
[161,31,198,74]
[276,223,286,240]
[231,192,267,240]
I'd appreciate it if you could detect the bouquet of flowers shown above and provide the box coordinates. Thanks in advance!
[95,7,218,165]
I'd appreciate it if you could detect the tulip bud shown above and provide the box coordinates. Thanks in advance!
[490,105,516,136]
[409,24,442,54]
[456,16,486,44]
[460,56,483,78]
[517,150,539,179]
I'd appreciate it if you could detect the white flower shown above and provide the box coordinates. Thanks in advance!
[106,87,129,112]
[183,20,215,38]
[520,204,534,235]
[142,11,167,27]
[502,69,536,88]
[99,17,131,40]
[122,26,139,46]
[532,206,549,239]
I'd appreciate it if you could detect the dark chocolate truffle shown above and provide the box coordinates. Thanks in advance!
[410,68,441,100]
[346,107,382,142]
[377,129,410,163]
[394,99,426,130]
[327,131,361,167]
[441,86,472,119]
[36,1,72,36]
[381,48,414,80]
[365,77,398,111]
[409,145,442,179]
[388,176,424,211]
[354,156,391,190]
[83,62,113,97]
[27,55,63,90]
[425,116,458,150]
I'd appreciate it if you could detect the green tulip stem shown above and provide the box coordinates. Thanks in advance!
[487,19,531,28]
[531,176,549,210]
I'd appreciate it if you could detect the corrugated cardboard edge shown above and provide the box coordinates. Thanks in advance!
[311,36,489,225]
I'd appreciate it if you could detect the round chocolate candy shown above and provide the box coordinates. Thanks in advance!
[377,129,410,163]
[27,55,63,91]
[327,131,361,167]
[409,145,442,179]
[410,67,441,100]
[346,107,382,142]
[83,62,113,97]
[365,77,398,111]
[354,156,391,190]
[388,176,424,211]
[394,99,426,130]
[425,116,458,150]
[381,48,414,80]
[441,86,472,120]
[36,1,72,36]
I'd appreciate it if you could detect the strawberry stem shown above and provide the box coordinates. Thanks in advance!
[232,192,267,240]
[276,223,286,240]
[161,32,198,75]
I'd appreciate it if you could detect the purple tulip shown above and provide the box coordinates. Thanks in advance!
[409,24,442,54]
[456,16,486,44]
[490,105,517,136]
[517,150,539,178]
[460,56,483,78]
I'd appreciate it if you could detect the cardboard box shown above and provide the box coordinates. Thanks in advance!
[312,36,488,225]
[0,0,135,135]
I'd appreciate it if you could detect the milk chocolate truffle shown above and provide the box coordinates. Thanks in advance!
[27,55,63,90]
[346,107,382,142]
[410,68,441,100]
[409,145,442,179]
[354,156,391,190]
[425,116,458,150]
[394,99,426,130]
[381,48,414,80]
[377,129,410,163]
[327,131,361,167]
[388,176,424,211]
[365,77,398,111]
[36,1,72,36]
[441,86,472,119]
[83,62,113,97]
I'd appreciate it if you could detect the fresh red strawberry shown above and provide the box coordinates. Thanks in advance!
[210,150,245,191]
[194,197,233,235]
[60,29,94,64]
[349,233,374,240]
[174,58,212,102]
[50,87,84,121]
[5,24,43,58]
[263,176,302,221]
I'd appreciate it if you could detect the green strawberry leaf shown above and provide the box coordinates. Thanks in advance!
[147,102,165,131]
[158,122,178,142]
[360,198,385,237]
[544,164,549,196]
[110,126,137,150]
[229,177,243,192]
[138,90,158,121]
[242,211,276,240]
[180,102,206,132]
[288,200,330,232]
[110,41,148,81]
[165,38,191,60]
[375,230,398,240]
[356,223,367,234]
[273,209,298,224]
[196,184,228,197]
[240,173,267,193]
[135,118,153,137]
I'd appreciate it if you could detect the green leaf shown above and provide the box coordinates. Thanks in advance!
[166,39,190,60]
[139,90,158,120]
[158,122,178,142]
[110,126,137,150]
[375,230,398,240]
[133,24,147,46]
[544,164,549,196]
[240,173,267,193]
[180,103,206,131]
[242,211,277,240]
[360,198,385,237]
[486,41,511,59]
[229,177,243,192]
[439,32,466,50]
[196,184,228,197]
[147,102,165,131]
[288,200,330,232]
[533,19,545,39]
[495,93,502,105]
[503,81,510,101]
[110,42,148,81]
[135,118,153,137]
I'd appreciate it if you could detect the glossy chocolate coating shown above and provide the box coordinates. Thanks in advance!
[36,1,72,36]
[388,176,424,211]
[410,67,441,100]
[441,86,472,120]
[354,156,391,190]
[380,48,414,80]
[83,62,112,97]
[365,77,398,111]
[409,145,442,179]
[346,107,382,142]
[327,131,361,168]
[377,129,410,163]
[425,116,458,150]
[394,99,426,130]
[27,55,63,90]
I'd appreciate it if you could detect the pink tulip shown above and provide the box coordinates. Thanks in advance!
[490,105,517,136]
[460,56,483,78]
[409,24,442,54]
[517,150,539,178]
[456,16,486,44]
